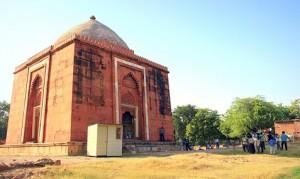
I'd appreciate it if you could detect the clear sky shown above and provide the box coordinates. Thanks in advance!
[0,1,299,113]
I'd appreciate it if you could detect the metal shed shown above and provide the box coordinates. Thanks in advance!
[87,124,123,157]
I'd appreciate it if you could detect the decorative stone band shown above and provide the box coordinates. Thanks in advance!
[114,57,149,140]
[14,33,169,73]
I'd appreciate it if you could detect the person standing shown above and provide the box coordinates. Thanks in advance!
[267,131,273,142]
[185,138,192,151]
[281,131,288,151]
[182,138,186,151]
[248,134,255,154]
[214,138,220,149]
[242,136,248,152]
[159,126,165,142]
[259,133,265,153]
[254,135,260,153]
[275,134,281,150]
[268,135,276,155]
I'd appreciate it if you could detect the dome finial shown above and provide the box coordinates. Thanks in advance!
[90,15,96,20]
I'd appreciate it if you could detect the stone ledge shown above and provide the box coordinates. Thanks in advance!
[0,142,86,156]
[123,142,181,153]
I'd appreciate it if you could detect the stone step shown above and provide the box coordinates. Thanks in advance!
[123,139,176,145]
[122,141,180,153]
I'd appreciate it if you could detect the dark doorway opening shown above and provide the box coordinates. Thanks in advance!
[122,112,134,139]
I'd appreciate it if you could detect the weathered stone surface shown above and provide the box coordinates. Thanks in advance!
[123,141,181,153]
[0,158,61,172]
[6,18,174,150]
[0,162,9,171]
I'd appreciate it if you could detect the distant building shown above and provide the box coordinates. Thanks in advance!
[5,16,173,154]
[274,119,300,140]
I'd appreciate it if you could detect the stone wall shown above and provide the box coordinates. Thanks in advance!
[275,120,300,140]
[123,142,180,153]
[6,36,174,145]
[6,69,29,144]
[0,142,86,156]
[71,42,114,141]
[44,43,75,143]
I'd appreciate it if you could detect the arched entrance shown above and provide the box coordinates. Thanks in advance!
[122,112,134,139]
[24,75,43,143]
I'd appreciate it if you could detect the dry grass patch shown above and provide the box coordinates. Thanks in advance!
[38,151,300,179]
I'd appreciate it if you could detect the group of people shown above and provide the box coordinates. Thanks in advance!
[181,138,220,151]
[242,131,289,155]
[242,132,265,154]
[182,138,192,151]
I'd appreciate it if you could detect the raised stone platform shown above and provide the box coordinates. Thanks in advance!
[0,141,180,156]
[123,140,181,153]
[0,142,86,156]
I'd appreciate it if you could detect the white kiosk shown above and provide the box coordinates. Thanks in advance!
[87,124,123,157]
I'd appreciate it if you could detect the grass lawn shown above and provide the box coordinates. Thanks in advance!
[39,143,300,179]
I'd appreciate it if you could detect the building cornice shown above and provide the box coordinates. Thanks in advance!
[14,34,169,73]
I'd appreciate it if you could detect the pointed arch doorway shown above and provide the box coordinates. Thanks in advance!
[122,111,134,139]
[24,75,43,143]
[121,104,139,140]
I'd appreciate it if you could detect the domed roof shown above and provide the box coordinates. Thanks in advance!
[56,16,129,48]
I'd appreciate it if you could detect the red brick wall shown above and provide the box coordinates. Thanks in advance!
[7,39,174,144]
[275,121,300,139]
[294,121,300,138]
[70,41,173,142]
[44,43,75,143]
[6,69,29,144]
[70,42,114,141]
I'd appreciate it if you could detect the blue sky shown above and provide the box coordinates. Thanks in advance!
[0,1,299,113]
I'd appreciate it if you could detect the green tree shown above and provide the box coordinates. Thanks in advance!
[172,105,197,141]
[275,104,291,121]
[221,96,278,138]
[289,99,300,119]
[0,101,10,139]
[219,119,232,138]
[185,108,222,145]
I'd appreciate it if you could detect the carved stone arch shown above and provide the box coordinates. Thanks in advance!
[122,72,139,89]
[31,75,43,92]
[24,74,43,143]
[121,91,136,105]
[30,75,43,106]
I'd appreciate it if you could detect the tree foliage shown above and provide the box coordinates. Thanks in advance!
[0,101,10,139]
[185,108,222,145]
[275,104,291,121]
[173,105,224,145]
[172,105,197,141]
[289,99,300,119]
[220,96,292,138]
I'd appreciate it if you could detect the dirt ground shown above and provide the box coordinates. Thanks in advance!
[0,155,104,178]
[1,145,300,179]
[0,152,181,178]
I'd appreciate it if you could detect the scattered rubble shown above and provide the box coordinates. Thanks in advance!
[0,158,61,172]
[0,158,60,178]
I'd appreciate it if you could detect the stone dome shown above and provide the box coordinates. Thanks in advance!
[56,16,129,48]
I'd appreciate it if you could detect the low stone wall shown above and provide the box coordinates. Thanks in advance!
[0,142,86,156]
[0,141,180,156]
[123,141,181,153]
